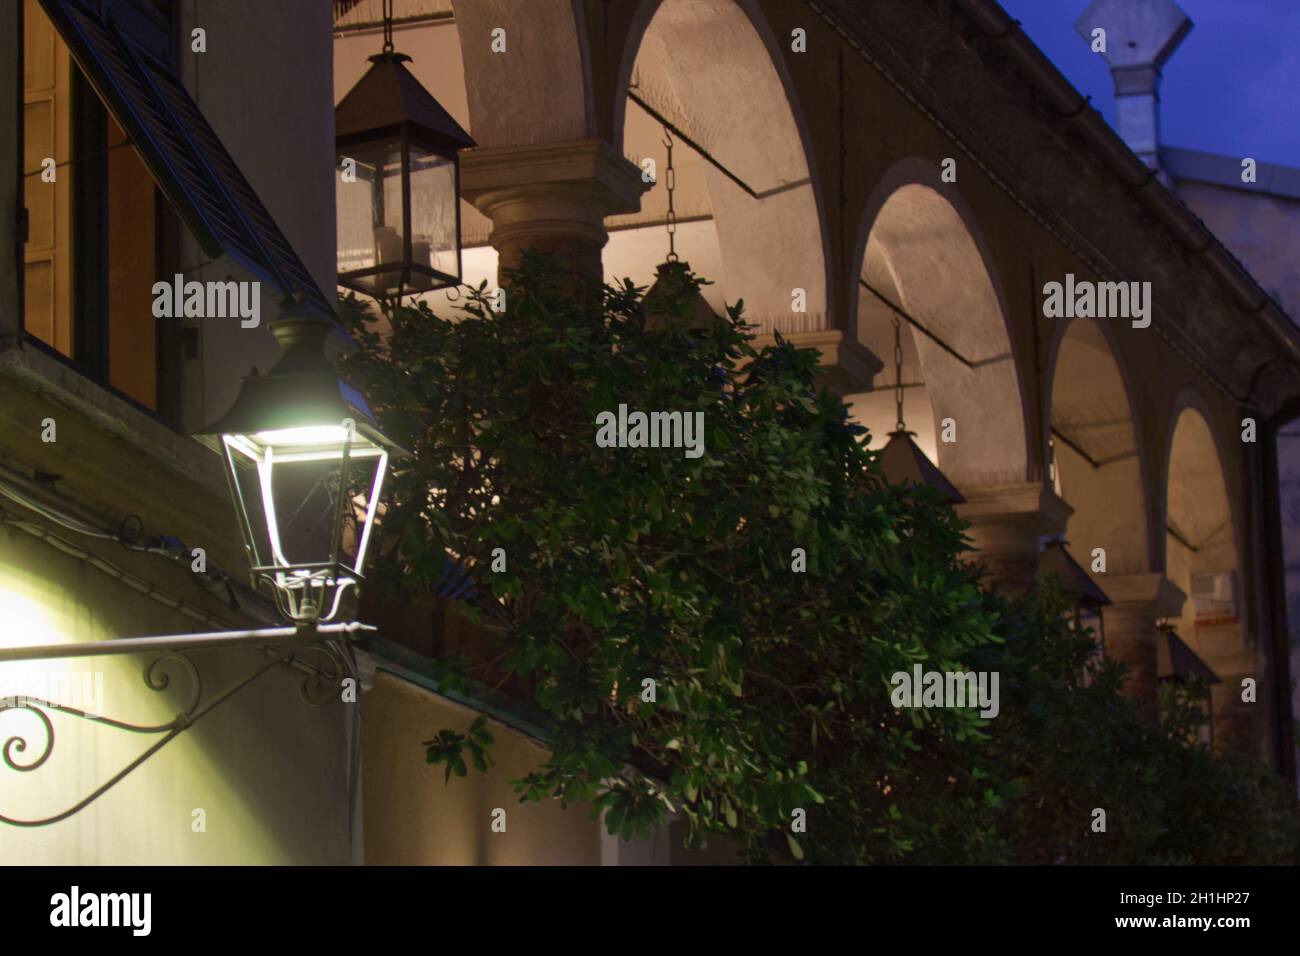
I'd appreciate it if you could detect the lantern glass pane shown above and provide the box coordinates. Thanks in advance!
[222,433,388,581]
[337,139,406,295]
[408,144,458,287]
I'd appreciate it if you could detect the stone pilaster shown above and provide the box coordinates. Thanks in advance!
[1203,650,1267,759]
[954,482,1071,592]
[460,139,648,283]
[1101,573,1185,710]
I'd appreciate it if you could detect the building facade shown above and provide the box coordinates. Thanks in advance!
[0,0,1295,864]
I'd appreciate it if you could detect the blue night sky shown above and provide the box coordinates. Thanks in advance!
[997,0,1300,168]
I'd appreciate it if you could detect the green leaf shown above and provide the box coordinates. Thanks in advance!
[786,833,804,861]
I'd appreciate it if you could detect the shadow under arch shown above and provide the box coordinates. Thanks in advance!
[1043,316,1154,574]
[1161,387,1261,752]
[609,0,833,331]
[1161,387,1245,586]
[849,157,1030,489]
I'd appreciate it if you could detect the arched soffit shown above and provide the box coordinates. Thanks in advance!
[1045,317,1152,572]
[612,0,832,329]
[1163,390,1243,577]
[449,0,594,147]
[852,158,1029,488]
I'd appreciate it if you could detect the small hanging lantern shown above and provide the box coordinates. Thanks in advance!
[1038,538,1110,644]
[335,0,475,301]
[876,311,964,503]
[644,128,719,332]
[1156,622,1221,686]
[200,302,402,624]
[1156,621,1219,745]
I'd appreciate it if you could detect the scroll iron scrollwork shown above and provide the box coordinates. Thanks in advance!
[0,649,287,828]
[288,640,356,706]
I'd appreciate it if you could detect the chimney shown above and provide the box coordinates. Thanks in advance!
[1075,0,1192,170]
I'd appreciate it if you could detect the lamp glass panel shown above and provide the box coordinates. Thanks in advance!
[222,433,387,579]
[408,145,457,285]
[337,138,405,294]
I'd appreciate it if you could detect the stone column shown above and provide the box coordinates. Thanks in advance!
[954,482,1072,592]
[460,139,648,284]
[1204,649,1266,759]
[1101,573,1185,710]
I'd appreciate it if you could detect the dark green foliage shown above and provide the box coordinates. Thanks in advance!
[341,252,1298,864]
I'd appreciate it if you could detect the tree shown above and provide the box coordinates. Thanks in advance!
[340,252,1298,864]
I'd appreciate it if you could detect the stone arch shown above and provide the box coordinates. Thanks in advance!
[1043,317,1152,574]
[1162,389,1257,751]
[848,158,1030,489]
[449,0,594,148]
[605,0,832,330]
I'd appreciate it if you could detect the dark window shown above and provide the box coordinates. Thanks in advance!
[20,0,332,420]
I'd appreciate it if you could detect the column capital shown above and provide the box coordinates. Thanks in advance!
[1101,572,1185,618]
[460,139,646,205]
[954,482,1071,592]
[1099,573,1184,711]
[955,482,1072,536]
[460,139,648,279]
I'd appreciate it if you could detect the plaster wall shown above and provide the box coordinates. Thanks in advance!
[1172,180,1300,322]
[175,0,338,435]
[0,521,354,864]
[362,670,609,864]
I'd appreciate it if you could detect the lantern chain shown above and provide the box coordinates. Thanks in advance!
[893,311,905,433]
[662,128,678,263]
[381,0,395,53]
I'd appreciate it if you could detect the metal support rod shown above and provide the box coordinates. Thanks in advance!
[0,621,375,663]
[628,90,759,200]
[859,277,979,370]
[1050,426,1100,469]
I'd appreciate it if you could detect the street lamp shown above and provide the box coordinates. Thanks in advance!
[201,302,400,623]
[0,301,389,827]
[334,1,475,300]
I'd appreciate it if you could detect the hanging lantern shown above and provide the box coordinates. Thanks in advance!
[644,259,719,332]
[1038,539,1110,644]
[200,302,401,624]
[875,311,963,503]
[1156,621,1219,745]
[644,128,720,332]
[1156,622,1221,686]
[877,430,965,503]
[334,1,475,300]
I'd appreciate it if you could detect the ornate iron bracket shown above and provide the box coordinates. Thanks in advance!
[0,622,370,827]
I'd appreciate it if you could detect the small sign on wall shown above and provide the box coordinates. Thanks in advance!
[1192,571,1238,627]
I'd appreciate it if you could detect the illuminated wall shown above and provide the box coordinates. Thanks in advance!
[0,522,356,864]
[362,670,670,865]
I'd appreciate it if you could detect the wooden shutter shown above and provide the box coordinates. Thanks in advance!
[23,0,74,355]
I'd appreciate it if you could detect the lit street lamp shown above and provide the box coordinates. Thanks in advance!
[201,302,400,623]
